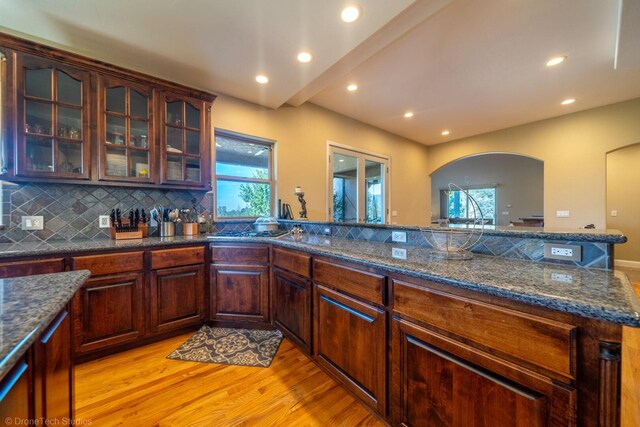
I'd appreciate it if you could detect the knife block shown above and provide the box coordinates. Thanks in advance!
[109,220,148,240]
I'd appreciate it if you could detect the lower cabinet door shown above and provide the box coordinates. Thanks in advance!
[0,356,31,421]
[211,264,269,323]
[272,267,311,353]
[391,317,576,427]
[314,284,386,415]
[34,310,72,422]
[150,264,205,333]
[73,272,145,354]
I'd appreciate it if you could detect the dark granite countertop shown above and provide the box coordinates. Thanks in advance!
[277,219,628,243]
[211,234,640,327]
[0,235,212,260]
[0,270,91,379]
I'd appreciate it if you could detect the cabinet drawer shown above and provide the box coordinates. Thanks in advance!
[313,259,385,305]
[392,279,577,379]
[211,245,269,264]
[151,246,205,269]
[72,252,144,275]
[272,247,310,278]
[0,258,65,278]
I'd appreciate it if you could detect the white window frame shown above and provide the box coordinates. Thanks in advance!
[213,128,275,221]
[326,141,391,224]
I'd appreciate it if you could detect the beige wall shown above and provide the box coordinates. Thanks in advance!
[212,95,431,225]
[431,154,543,226]
[607,143,640,263]
[427,98,640,230]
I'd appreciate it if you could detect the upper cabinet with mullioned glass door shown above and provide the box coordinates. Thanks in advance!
[160,92,211,189]
[15,54,90,179]
[98,76,155,183]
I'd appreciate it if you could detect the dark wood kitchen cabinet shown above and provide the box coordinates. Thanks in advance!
[14,53,91,180]
[159,92,211,189]
[312,259,387,415]
[0,258,64,278]
[71,252,145,354]
[97,75,155,184]
[272,247,312,353]
[33,309,73,422]
[0,308,74,424]
[0,356,31,421]
[390,277,578,426]
[0,32,216,189]
[149,246,206,333]
[210,244,270,326]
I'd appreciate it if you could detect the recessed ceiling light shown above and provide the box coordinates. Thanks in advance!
[546,56,567,67]
[341,5,361,23]
[255,75,269,84]
[441,130,450,136]
[347,84,358,92]
[404,112,414,118]
[561,98,575,105]
[297,52,313,63]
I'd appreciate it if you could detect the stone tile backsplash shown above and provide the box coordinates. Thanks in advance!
[0,183,212,243]
[285,222,613,269]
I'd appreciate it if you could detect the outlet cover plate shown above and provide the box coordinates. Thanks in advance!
[392,231,407,243]
[21,215,44,230]
[544,243,582,261]
[99,215,111,228]
[392,247,407,259]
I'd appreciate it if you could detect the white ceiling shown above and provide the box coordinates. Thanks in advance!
[1,0,639,145]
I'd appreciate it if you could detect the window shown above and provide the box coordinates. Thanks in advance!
[214,129,274,219]
[442,187,496,224]
[328,144,389,224]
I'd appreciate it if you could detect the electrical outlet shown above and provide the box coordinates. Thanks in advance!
[99,215,111,228]
[323,227,331,235]
[391,247,407,259]
[392,210,398,217]
[502,211,509,215]
[21,215,44,230]
[392,231,407,243]
[544,243,582,261]
[556,210,570,218]
[551,272,574,283]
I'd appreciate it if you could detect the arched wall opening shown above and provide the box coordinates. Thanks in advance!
[606,142,640,265]
[430,152,544,227]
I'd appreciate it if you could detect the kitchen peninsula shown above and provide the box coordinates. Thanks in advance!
[0,270,90,422]
[0,224,638,426]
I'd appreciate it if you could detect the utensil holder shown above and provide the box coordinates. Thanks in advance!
[183,223,198,236]
[159,222,175,237]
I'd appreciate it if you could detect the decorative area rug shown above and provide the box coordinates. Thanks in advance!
[167,326,283,368]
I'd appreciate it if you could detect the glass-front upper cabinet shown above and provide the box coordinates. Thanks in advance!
[160,92,210,189]
[16,54,90,179]
[98,77,154,182]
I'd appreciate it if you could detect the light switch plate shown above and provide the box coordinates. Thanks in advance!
[21,215,44,230]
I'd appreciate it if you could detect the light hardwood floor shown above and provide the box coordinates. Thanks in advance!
[75,336,386,426]
[76,274,640,427]
[620,266,640,427]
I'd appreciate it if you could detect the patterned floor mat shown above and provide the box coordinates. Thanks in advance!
[167,326,283,368]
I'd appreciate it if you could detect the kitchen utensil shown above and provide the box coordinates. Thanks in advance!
[183,223,198,236]
[254,216,279,232]
[160,222,175,237]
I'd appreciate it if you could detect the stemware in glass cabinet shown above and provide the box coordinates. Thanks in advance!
[100,79,153,182]
[18,57,90,179]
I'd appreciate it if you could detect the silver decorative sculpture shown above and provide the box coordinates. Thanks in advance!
[422,183,485,260]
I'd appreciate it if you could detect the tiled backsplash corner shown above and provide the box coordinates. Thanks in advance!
[0,183,212,243]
